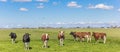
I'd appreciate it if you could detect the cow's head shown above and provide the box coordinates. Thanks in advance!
[59,31,64,34]
[25,33,31,36]
[70,32,75,35]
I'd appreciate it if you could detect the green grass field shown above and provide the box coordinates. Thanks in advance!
[0,28,120,52]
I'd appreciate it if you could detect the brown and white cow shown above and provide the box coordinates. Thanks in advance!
[92,32,106,44]
[41,33,49,48]
[58,31,65,46]
[70,32,91,42]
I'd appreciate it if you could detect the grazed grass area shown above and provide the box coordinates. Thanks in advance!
[0,28,120,52]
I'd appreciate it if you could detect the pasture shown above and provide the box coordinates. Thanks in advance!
[0,28,120,52]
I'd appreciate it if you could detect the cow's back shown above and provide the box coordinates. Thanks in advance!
[93,32,106,39]
[41,34,49,41]
[75,32,85,37]
[23,35,30,42]
[10,33,17,39]
[58,33,65,40]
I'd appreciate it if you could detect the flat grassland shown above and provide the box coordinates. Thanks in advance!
[0,28,120,52]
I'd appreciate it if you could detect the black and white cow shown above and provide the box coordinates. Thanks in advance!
[23,33,31,50]
[9,32,17,44]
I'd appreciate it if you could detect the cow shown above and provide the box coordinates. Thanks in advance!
[70,32,91,42]
[9,32,17,44]
[92,32,106,44]
[23,33,31,50]
[41,33,49,48]
[58,31,65,46]
[70,32,77,41]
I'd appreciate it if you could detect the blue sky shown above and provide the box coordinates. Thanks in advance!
[0,0,120,28]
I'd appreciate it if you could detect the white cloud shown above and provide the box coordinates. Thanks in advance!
[37,3,44,8]
[13,0,32,2]
[4,25,9,28]
[0,0,7,2]
[53,2,58,6]
[67,1,82,8]
[17,24,22,27]
[118,8,120,12]
[37,5,44,8]
[19,8,28,11]
[88,4,113,10]
[56,22,66,25]
[36,0,48,2]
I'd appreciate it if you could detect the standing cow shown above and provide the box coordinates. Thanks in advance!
[58,31,65,46]
[9,32,17,44]
[41,33,49,48]
[23,33,31,50]
[92,32,106,44]
[70,32,91,42]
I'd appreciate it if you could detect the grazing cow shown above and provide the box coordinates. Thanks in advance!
[58,31,65,46]
[70,32,91,42]
[92,32,106,44]
[70,32,77,41]
[41,33,49,48]
[23,33,31,50]
[9,32,17,44]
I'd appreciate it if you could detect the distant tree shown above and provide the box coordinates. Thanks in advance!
[87,26,91,28]
[76,27,80,28]
[101,27,104,28]
[59,27,63,29]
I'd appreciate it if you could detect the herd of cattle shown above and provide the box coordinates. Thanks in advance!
[9,31,106,50]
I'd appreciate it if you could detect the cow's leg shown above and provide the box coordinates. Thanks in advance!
[24,42,27,49]
[80,37,83,42]
[74,37,76,41]
[76,38,79,41]
[59,39,61,45]
[62,39,64,46]
[85,35,89,42]
[103,36,106,44]
[88,36,91,43]
[95,39,99,44]
[82,38,85,42]
[89,37,91,42]
[87,38,89,43]
[44,40,48,48]
[11,39,14,44]
[74,36,78,41]
[27,42,30,50]
[42,41,45,48]
[60,38,63,46]
[24,42,27,50]
[13,38,16,43]
[60,39,62,46]
[25,42,29,50]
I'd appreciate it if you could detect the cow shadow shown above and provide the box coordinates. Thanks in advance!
[58,44,65,46]
[29,47,32,50]
[42,46,50,48]
[99,42,104,43]
[15,41,18,43]
[47,46,50,48]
